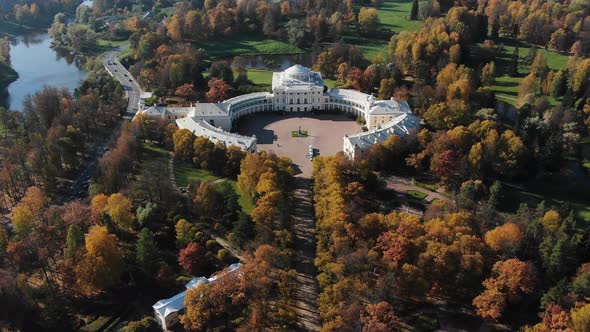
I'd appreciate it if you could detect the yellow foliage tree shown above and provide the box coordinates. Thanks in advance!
[484,223,524,255]
[541,210,561,233]
[76,226,124,295]
[106,193,135,229]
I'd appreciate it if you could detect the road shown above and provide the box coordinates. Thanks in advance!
[60,49,141,202]
[101,51,143,119]
[291,178,321,331]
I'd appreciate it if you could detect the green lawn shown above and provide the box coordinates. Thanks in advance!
[472,38,570,106]
[345,0,424,60]
[406,189,428,200]
[174,159,221,187]
[246,69,274,88]
[583,160,590,172]
[193,32,304,58]
[292,130,309,137]
[173,159,255,214]
[499,184,590,228]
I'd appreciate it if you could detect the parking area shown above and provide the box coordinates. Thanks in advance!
[237,112,362,177]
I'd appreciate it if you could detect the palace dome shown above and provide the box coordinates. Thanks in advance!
[284,64,310,79]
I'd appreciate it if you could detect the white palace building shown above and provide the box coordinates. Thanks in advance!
[134,64,420,160]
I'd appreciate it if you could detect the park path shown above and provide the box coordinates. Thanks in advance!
[291,177,321,331]
[386,176,451,203]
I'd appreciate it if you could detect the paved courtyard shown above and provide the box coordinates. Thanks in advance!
[237,112,362,177]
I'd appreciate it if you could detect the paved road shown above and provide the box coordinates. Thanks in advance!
[101,51,142,119]
[291,178,321,331]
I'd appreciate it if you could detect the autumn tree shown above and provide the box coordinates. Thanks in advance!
[179,242,208,275]
[206,78,231,103]
[76,226,124,295]
[361,301,403,332]
[484,223,524,256]
[481,62,495,86]
[358,7,380,34]
[176,219,197,247]
[473,259,536,321]
[106,193,134,229]
[173,128,195,161]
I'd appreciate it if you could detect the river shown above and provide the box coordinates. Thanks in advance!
[2,32,88,111]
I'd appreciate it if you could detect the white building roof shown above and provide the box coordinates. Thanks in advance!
[272,65,324,90]
[176,117,256,151]
[346,113,420,150]
[152,263,244,322]
[153,290,187,319]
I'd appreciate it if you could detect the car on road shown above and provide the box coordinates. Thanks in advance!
[124,73,128,77]
[129,79,133,82]
[114,69,117,72]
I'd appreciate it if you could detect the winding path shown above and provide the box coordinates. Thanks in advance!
[291,177,321,331]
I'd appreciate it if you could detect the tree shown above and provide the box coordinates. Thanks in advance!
[484,223,524,255]
[173,129,195,161]
[179,242,208,275]
[473,259,536,321]
[361,302,402,332]
[541,210,561,233]
[410,0,419,20]
[481,62,495,86]
[106,193,134,229]
[517,73,537,107]
[76,226,124,295]
[285,19,308,48]
[175,83,196,99]
[206,78,230,103]
[571,303,590,332]
[192,136,216,169]
[175,219,197,247]
[65,224,83,260]
[136,228,160,275]
[358,7,380,34]
[11,206,34,240]
[123,317,160,332]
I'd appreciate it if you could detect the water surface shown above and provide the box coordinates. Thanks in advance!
[4,33,87,111]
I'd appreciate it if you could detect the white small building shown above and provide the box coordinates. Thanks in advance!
[134,65,420,159]
[152,263,243,331]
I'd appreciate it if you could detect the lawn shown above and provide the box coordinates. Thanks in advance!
[173,159,255,214]
[471,38,571,106]
[345,0,424,60]
[499,183,590,228]
[193,32,304,59]
[174,159,221,187]
[292,130,309,137]
[406,189,428,200]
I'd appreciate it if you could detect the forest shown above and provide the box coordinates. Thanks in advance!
[0,0,589,330]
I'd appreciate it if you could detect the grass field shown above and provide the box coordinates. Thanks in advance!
[473,38,570,106]
[173,159,255,214]
[499,183,590,228]
[406,189,428,200]
[345,0,424,60]
[193,33,304,58]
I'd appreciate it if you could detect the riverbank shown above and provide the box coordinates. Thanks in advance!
[0,63,18,94]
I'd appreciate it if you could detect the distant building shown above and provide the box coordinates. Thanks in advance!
[152,263,243,331]
[134,65,419,159]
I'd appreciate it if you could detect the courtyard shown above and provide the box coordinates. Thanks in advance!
[237,112,362,177]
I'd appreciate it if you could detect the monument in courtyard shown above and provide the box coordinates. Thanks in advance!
[134,64,420,160]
